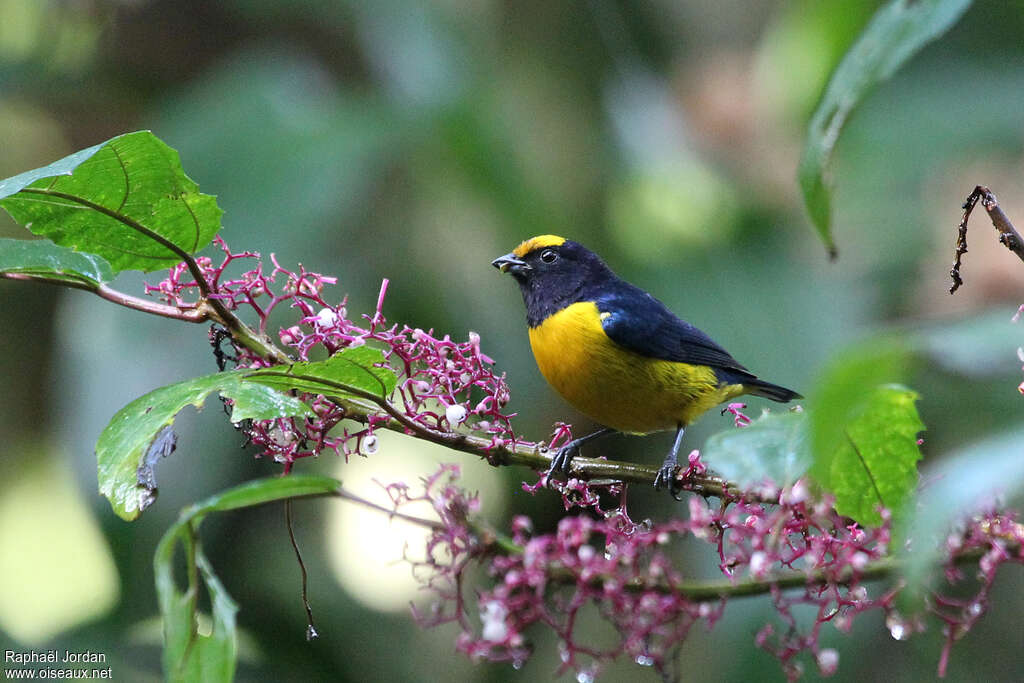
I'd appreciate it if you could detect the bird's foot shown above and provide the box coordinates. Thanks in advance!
[546,438,584,479]
[653,455,683,501]
[543,428,615,485]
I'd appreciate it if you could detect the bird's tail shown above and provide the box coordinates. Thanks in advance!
[743,378,802,403]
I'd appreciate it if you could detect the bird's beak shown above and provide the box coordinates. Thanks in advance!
[491,253,531,275]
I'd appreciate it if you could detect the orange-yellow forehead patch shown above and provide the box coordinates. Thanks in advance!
[513,234,566,258]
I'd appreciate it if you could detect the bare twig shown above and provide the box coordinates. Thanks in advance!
[950,185,1024,294]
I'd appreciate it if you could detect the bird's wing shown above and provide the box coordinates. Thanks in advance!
[594,284,753,375]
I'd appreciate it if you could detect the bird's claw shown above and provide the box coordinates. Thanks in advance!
[653,461,684,501]
[546,442,579,481]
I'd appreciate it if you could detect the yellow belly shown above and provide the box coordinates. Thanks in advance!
[528,302,744,434]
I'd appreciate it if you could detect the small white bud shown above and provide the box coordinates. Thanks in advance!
[314,307,338,328]
[816,649,839,676]
[850,551,870,571]
[749,551,770,578]
[445,404,468,426]
[480,601,509,642]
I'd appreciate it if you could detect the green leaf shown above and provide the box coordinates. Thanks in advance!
[0,237,113,289]
[155,476,339,682]
[808,341,923,525]
[0,131,222,273]
[809,340,909,475]
[898,427,1024,604]
[245,345,398,401]
[702,411,810,488]
[821,385,924,525]
[798,0,973,254]
[96,370,314,521]
[183,474,342,517]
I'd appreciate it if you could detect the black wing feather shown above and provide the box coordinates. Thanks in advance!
[591,281,754,376]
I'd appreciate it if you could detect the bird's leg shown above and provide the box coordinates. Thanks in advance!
[547,427,616,476]
[653,424,686,499]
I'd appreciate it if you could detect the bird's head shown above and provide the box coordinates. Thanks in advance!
[492,235,614,325]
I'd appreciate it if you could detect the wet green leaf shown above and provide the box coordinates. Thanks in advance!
[819,385,924,525]
[96,370,313,521]
[807,342,923,524]
[0,237,112,289]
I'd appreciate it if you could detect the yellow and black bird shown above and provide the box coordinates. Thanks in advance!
[492,235,800,494]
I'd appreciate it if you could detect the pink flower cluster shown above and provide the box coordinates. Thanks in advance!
[392,462,1022,681]
[144,240,1024,681]
[144,239,519,470]
[933,512,1024,676]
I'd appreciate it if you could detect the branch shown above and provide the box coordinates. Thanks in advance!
[950,185,1024,294]
[1,272,209,322]
[15,187,289,364]
[332,481,1010,603]
[289,378,755,503]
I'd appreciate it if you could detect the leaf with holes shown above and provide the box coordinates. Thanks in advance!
[798,0,973,255]
[97,370,314,521]
[0,131,222,273]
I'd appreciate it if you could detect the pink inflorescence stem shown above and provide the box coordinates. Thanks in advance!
[144,239,520,468]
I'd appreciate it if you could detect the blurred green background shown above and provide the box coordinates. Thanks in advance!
[1,0,1023,681]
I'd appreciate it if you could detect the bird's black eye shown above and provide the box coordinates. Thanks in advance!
[540,249,558,264]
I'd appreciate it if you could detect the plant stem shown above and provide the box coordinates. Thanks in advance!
[255,370,754,503]
[331,481,1002,603]
[15,187,289,364]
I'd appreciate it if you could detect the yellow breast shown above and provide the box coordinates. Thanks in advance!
[528,302,743,434]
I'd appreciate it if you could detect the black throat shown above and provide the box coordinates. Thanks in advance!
[515,256,617,328]
[518,276,584,328]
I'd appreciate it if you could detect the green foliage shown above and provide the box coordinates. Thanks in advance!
[798,0,973,254]
[910,307,1024,377]
[245,346,398,401]
[2,1,1020,679]
[703,411,810,488]
[809,341,908,471]
[898,426,1024,604]
[809,343,923,524]
[155,475,340,683]
[96,370,314,521]
[704,341,925,525]
[704,340,924,526]
[0,237,112,289]
[0,131,221,273]
[818,385,924,525]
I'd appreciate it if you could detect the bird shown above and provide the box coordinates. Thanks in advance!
[491,234,801,495]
